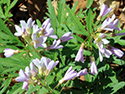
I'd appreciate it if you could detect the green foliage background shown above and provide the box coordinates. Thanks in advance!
[0,0,125,94]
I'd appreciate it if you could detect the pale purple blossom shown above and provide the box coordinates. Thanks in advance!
[47,40,63,50]
[77,68,88,77]
[25,62,37,77]
[100,14,121,31]
[60,32,73,42]
[99,4,112,17]
[75,43,84,63]
[32,57,50,75]
[45,60,59,75]
[107,45,124,58]
[32,57,46,70]
[15,63,37,90]
[32,33,47,48]
[59,66,77,84]
[33,25,41,34]
[99,47,112,62]
[46,60,59,71]
[14,25,26,36]
[4,48,19,57]
[94,33,112,62]
[115,33,125,36]
[33,57,59,75]
[90,57,98,75]
[15,69,30,90]
[20,18,35,31]
[40,18,57,39]
[14,18,35,36]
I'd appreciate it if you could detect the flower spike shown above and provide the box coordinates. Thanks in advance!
[59,66,77,84]
[90,56,98,75]
[75,43,84,63]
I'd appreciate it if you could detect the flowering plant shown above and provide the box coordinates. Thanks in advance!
[0,0,125,94]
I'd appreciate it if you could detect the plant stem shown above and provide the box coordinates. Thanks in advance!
[50,83,60,93]
[59,80,70,94]
[7,18,15,26]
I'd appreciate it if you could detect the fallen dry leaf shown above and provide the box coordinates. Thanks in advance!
[73,0,87,12]
[119,12,125,29]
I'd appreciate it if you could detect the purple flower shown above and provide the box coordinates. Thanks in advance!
[33,25,41,34]
[32,33,47,48]
[45,60,59,75]
[40,18,57,39]
[32,57,59,76]
[77,68,88,77]
[114,33,125,36]
[14,25,26,37]
[32,57,46,75]
[100,14,121,31]
[99,47,112,62]
[99,4,112,17]
[20,18,35,34]
[94,33,112,62]
[27,62,37,77]
[20,18,35,29]
[32,58,46,69]
[60,32,73,42]
[59,66,77,84]
[47,40,63,50]
[15,69,29,90]
[75,43,84,63]
[4,48,19,57]
[15,63,37,90]
[90,57,98,75]
[14,18,35,36]
[107,45,124,58]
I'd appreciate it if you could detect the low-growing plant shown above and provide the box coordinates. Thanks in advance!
[0,0,125,94]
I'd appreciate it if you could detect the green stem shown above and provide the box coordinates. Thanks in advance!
[50,83,60,93]
[59,80,70,94]
[7,18,15,26]
[4,18,8,23]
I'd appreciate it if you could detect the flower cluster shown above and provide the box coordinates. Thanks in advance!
[4,18,73,57]
[15,62,37,90]
[15,57,59,90]
[32,56,59,76]
[2,3,125,93]
[74,3,124,74]
[59,66,88,84]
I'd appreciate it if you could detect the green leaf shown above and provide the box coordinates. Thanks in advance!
[57,0,66,24]
[66,6,89,36]
[85,8,95,33]
[0,45,5,53]
[0,6,5,19]
[8,0,18,10]
[113,57,125,66]
[36,19,42,27]
[0,18,13,36]
[5,0,18,18]
[38,87,48,94]
[8,83,25,94]
[0,78,11,94]
[27,85,40,94]
[0,57,29,69]
[46,74,55,85]
[83,49,91,56]
[71,0,78,13]
[109,81,125,94]
[1,67,18,74]
[87,0,94,8]
[117,39,125,45]
[47,0,59,32]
